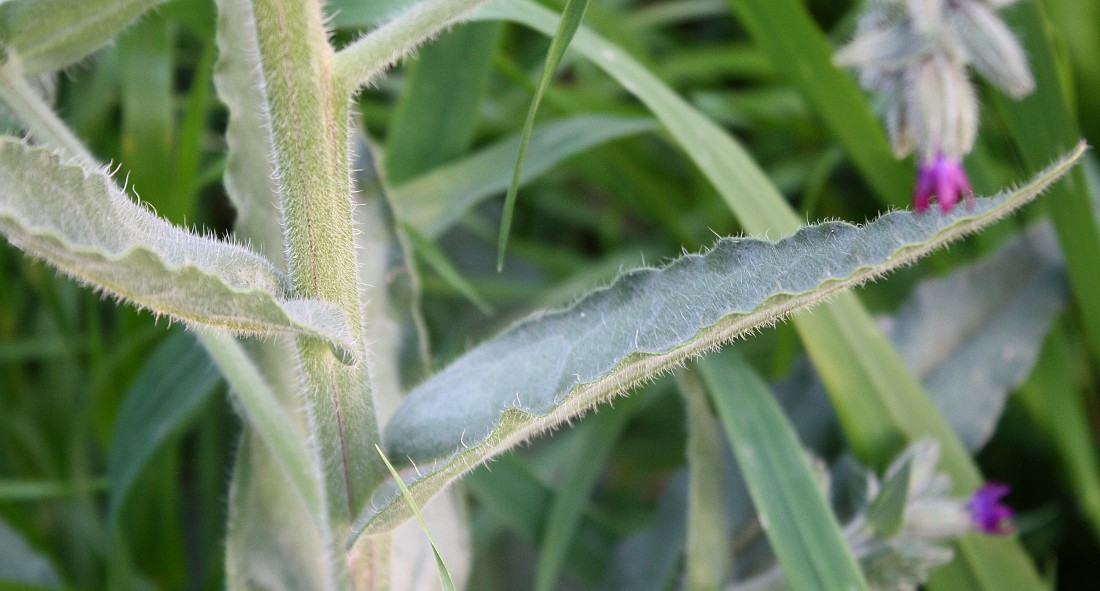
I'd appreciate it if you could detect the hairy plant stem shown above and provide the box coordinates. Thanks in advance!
[334,0,492,95]
[248,0,384,572]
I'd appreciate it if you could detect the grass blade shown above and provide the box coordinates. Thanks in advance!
[698,351,870,591]
[496,0,591,270]
[376,445,456,591]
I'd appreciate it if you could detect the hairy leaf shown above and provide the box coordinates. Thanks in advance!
[212,0,285,269]
[347,144,1084,540]
[0,0,166,75]
[0,139,356,358]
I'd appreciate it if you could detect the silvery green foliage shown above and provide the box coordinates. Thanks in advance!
[0,139,357,358]
[349,143,1084,541]
[836,0,1033,159]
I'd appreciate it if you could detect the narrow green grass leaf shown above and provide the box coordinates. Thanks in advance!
[349,146,1082,540]
[394,115,657,238]
[993,1,1100,369]
[1018,328,1100,548]
[534,404,635,591]
[725,0,912,206]
[0,0,166,75]
[677,371,733,591]
[497,0,591,270]
[385,22,500,183]
[403,223,494,316]
[0,139,357,359]
[698,351,870,591]
[168,40,217,218]
[117,14,176,221]
[107,331,222,526]
[376,445,456,591]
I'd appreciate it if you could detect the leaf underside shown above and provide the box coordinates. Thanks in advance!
[347,142,1085,541]
[0,138,356,358]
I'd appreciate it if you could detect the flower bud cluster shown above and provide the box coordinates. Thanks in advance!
[836,0,1035,211]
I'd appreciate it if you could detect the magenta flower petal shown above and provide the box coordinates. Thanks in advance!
[968,482,1015,535]
[913,154,974,212]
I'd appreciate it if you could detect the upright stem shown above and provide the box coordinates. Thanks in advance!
[248,0,383,535]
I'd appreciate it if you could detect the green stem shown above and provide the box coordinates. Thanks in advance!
[333,0,491,95]
[248,0,383,544]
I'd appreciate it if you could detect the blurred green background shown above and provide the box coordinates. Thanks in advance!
[2,0,1099,589]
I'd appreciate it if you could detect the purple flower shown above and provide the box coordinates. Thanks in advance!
[914,153,974,212]
[968,482,1015,535]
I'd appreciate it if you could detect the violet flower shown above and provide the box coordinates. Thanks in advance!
[914,153,974,212]
[836,0,1034,214]
[967,482,1015,535]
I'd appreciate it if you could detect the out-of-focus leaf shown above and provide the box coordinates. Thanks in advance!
[867,458,911,538]
[0,0,166,75]
[351,146,1082,540]
[226,432,337,591]
[391,488,472,591]
[533,402,635,591]
[0,517,63,588]
[885,224,1068,451]
[678,371,733,590]
[107,330,222,525]
[994,1,1100,368]
[1018,328,1100,547]
[725,0,912,206]
[393,115,657,238]
[385,22,500,184]
[0,139,356,358]
[699,351,870,591]
[326,0,415,29]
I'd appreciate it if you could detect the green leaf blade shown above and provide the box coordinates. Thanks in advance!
[349,145,1083,540]
[698,351,870,591]
[0,139,356,358]
[107,331,223,526]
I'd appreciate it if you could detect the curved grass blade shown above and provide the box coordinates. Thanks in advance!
[698,351,870,591]
[0,139,357,360]
[348,146,1083,541]
[496,0,591,270]
[403,222,494,316]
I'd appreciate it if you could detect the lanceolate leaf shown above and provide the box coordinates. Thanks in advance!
[0,0,166,75]
[0,139,356,358]
[346,145,1084,540]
